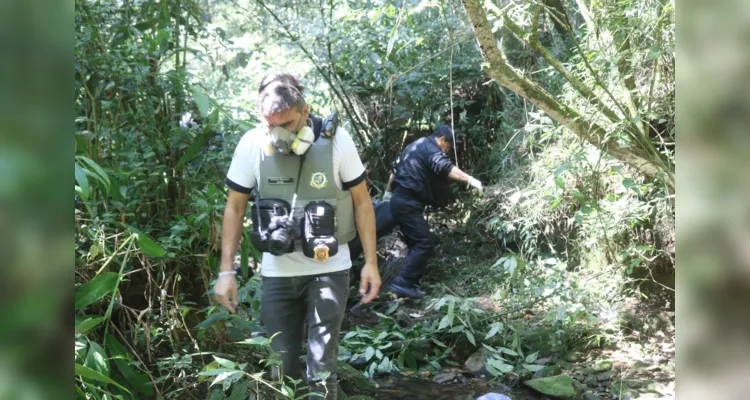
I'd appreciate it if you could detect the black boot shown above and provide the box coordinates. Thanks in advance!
[389,276,426,299]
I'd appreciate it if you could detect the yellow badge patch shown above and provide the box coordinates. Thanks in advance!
[310,172,328,189]
[314,245,329,262]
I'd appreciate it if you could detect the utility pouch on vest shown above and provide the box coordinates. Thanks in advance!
[250,198,296,255]
[301,201,338,261]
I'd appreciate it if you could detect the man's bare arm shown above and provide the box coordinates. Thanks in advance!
[447,166,473,184]
[350,180,381,303]
[385,173,395,193]
[220,190,249,272]
[448,166,484,193]
[351,181,377,266]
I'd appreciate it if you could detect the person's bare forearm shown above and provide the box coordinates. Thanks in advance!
[354,199,377,265]
[385,173,395,192]
[220,201,247,272]
[447,166,473,183]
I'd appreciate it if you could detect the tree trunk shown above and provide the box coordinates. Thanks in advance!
[460,0,673,189]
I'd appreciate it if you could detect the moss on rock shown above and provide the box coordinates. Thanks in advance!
[524,375,582,399]
[337,361,377,396]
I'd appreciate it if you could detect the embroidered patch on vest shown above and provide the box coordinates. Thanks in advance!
[310,172,328,189]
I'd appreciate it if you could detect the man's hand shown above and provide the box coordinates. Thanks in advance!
[382,191,392,202]
[214,273,239,313]
[359,263,381,304]
[468,177,484,195]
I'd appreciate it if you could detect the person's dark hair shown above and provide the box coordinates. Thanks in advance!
[433,125,459,147]
[257,81,305,116]
[258,72,305,94]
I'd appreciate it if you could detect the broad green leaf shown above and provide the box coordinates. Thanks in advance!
[497,347,519,356]
[384,4,397,18]
[75,316,105,333]
[213,356,236,369]
[211,371,242,387]
[465,331,476,346]
[282,384,295,398]
[365,346,375,361]
[192,87,210,118]
[228,379,249,400]
[438,315,450,330]
[571,190,586,203]
[431,338,448,348]
[375,349,383,360]
[75,340,88,359]
[199,368,237,377]
[75,162,90,201]
[105,333,153,396]
[75,363,131,394]
[236,336,269,346]
[386,30,398,58]
[199,361,220,383]
[343,331,357,340]
[378,356,391,372]
[386,301,399,315]
[125,225,166,257]
[85,341,109,377]
[434,297,447,310]
[525,352,539,363]
[486,363,502,377]
[554,176,566,189]
[523,363,546,372]
[505,256,517,276]
[367,362,377,378]
[485,322,502,340]
[550,196,562,209]
[75,272,119,310]
[136,233,166,257]
[77,156,111,192]
[373,311,393,320]
[486,359,514,373]
[175,128,214,168]
[197,312,236,329]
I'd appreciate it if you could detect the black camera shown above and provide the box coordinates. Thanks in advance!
[267,215,297,255]
[250,199,297,255]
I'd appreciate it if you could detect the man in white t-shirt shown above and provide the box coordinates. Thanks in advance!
[213,72,380,399]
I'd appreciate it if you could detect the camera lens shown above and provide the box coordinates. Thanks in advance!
[269,225,292,255]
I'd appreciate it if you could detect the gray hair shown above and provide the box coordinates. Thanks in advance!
[257,81,305,116]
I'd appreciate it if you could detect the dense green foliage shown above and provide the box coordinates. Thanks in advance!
[75,0,674,398]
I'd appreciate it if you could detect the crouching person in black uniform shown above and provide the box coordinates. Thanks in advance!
[385,125,484,298]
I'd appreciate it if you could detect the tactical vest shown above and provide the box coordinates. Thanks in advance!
[257,129,357,250]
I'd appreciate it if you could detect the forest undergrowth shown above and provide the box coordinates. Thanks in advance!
[75,0,675,399]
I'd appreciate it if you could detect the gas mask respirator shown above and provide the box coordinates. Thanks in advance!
[270,124,315,156]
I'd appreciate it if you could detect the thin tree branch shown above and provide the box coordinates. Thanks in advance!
[503,9,622,124]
